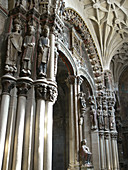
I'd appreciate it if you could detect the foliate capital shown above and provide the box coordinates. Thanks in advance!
[111,131,118,140]
[17,77,33,96]
[104,132,110,140]
[1,75,16,94]
[34,80,58,103]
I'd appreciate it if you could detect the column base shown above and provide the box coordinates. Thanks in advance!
[81,164,94,170]
[68,163,80,170]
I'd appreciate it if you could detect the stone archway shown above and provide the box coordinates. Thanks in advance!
[52,55,70,170]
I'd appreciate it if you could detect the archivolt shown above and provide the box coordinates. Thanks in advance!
[64,8,104,92]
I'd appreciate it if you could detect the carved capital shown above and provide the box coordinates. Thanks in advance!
[104,132,110,140]
[1,75,16,94]
[47,84,58,103]
[111,132,118,140]
[99,131,104,137]
[66,75,76,86]
[17,78,33,96]
[35,83,47,100]
[34,80,58,102]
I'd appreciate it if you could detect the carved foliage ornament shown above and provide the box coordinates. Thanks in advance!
[35,82,58,102]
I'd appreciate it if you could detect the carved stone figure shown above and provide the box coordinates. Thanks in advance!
[37,25,50,78]
[97,105,104,130]
[79,92,86,117]
[90,105,97,130]
[5,18,23,74]
[81,139,92,165]
[103,105,109,131]
[21,25,35,76]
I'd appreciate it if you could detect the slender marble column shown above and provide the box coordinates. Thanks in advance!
[22,87,35,170]
[43,82,57,170]
[67,76,75,170]
[12,78,32,170]
[104,132,111,170]
[111,132,120,170]
[99,132,106,170]
[34,79,47,170]
[2,87,17,170]
[0,75,15,170]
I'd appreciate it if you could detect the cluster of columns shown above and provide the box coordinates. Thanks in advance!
[0,27,58,170]
[96,70,120,170]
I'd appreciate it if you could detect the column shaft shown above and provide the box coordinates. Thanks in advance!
[43,101,53,170]
[68,83,75,169]
[74,79,79,166]
[48,33,55,81]
[2,88,17,170]
[0,94,10,170]
[12,95,26,170]
[34,99,45,170]
[111,134,119,170]
[99,133,105,170]
[105,134,111,170]
[23,88,35,170]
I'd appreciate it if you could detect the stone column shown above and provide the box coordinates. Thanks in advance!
[99,132,106,170]
[22,87,35,170]
[47,28,55,81]
[43,82,58,170]
[111,132,120,170]
[104,132,111,170]
[12,77,32,170]
[67,75,75,170]
[0,75,15,170]
[2,87,17,170]
[34,79,48,170]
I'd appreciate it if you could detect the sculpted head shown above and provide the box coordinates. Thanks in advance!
[42,25,49,37]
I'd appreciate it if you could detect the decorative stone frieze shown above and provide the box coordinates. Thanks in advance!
[1,75,16,94]
[17,77,33,96]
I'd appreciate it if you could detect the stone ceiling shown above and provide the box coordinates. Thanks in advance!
[65,0,128,69]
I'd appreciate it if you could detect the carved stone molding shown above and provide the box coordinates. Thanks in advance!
[17,77,33,96]
[1,75,16,94]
